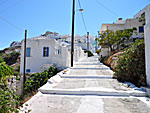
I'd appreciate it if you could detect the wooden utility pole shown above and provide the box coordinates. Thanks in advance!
[87,32,89,51]
[23,29,27,89]
[106,26,110,56]
[71,0,75,67]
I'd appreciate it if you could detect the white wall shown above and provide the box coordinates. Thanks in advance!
[75,43,93,51]
[20,38,70,74]
[144,5,150,86]
[99,47,111,58]
[20,38,87,74]
[124,19,144,38]
[100,24,124,33]
[100,19,144,39]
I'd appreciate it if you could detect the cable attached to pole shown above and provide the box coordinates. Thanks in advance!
[77,0,88,32]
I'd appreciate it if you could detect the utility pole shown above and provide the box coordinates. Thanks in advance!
[97,31,100,51]
[71,0,75,67]
[23,29,27,89]
[95,36,97,52]
[87,32,89,51]
[106,26,110,56]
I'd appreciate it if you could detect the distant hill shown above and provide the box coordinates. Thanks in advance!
[0,41,21,72]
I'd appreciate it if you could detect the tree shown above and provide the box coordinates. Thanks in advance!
[99,30,117,52]
[99,28,134,52]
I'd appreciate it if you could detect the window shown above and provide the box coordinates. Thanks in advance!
[26,48,31,57]
[139,26,144,33]
[43,47,49,57]
[26,69,31,73]
[55,49,61,55]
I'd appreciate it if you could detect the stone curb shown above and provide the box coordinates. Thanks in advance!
[38,68,71,91]
[60,75,113,79]
[141,87,150,97]
[47,67,71,84]
[39,88,147,97]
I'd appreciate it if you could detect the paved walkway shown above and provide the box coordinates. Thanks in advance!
[21,55,150,113]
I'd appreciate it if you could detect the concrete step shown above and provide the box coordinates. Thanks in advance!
[39,88,146,97]
[60,75,113,79]
[141,87,150,97]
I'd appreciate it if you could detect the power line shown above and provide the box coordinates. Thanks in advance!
[0,0,24,31]
[0,16,23,31]
[95,0,119,17]
[77,0,88,33]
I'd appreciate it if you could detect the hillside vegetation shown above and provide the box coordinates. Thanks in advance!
[114,40,146,87]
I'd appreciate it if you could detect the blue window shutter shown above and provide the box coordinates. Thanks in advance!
[26,69,31,73]
[139,26,144,33]
[43,47,45,57]
[58,50,59,54]
[47,47,49,57]
[26,48,31,57]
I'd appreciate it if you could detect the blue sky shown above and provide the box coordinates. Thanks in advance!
[0,0,149,50]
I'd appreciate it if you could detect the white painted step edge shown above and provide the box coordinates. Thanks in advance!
[39,89,147,97]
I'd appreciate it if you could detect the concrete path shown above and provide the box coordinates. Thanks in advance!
[21,55,150,113]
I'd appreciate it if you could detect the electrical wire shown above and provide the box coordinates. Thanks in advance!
[0,16,23,31]
[77,0,88,33]
[95,0,119,17]
[0,0,25,31]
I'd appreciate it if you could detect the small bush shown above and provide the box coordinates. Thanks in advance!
[23,66,57,95]
[96,49,101,55]
[114,40,146,87]
[0,81,20,113]
[0,57,4,63]
[0,62,14,79]
[2,51,20,65]
[84,50,94,57]
[0,63,20,112]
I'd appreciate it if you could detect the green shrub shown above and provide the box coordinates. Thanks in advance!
[23,66,57,95]
[0,63,20,112]
[2,51,20,65]
[0,62,14,80]
[114,40,146,87]
[0,81,20,113]
[96,49,101,55]
[84,50,94,57]
[0,57,4,63]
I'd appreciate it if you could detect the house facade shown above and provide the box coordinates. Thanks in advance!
[20,37,86,74]
[99,16,144,58]
[58,35,94,52]
[100,18,144,39]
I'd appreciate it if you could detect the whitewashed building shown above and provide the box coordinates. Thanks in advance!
[134,5,150,86]
[100,18,144,39]
[57,34,94,52]
[99,16,144,58]
[20,37,86,74]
